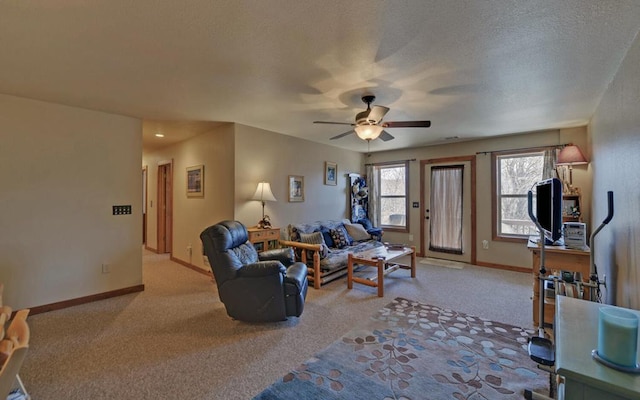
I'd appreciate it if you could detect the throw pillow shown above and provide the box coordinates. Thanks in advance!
[340,224,354,245]
[320,228,335,248]
[299,231,329,259]
[299,231,325,245]
[329,226,350,249]
[344,222,371,242]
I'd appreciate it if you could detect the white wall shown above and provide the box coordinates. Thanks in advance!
[0,94,142,309]
[590,30,640,308]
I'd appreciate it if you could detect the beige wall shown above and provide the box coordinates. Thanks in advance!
[4,30,637,311]
[367,126,590,270]
[143,123,364,272]
[0,94,142,310]
[148,122,590,273]
[234,124,364,229]
[590,31,640,308]
[142,123,236,271]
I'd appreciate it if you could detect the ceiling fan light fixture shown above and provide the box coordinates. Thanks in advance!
[354,124,383,140]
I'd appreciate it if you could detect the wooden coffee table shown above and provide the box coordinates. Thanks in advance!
[347,245,416,297]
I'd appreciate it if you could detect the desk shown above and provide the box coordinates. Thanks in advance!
[528,238,590,327]
[556,296,640,400]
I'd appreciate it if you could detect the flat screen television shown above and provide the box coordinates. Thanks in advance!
[535,177,563,243]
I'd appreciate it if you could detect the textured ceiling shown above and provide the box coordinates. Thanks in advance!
[2,1,640,152]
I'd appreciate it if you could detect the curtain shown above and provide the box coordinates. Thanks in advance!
[366,164,380,227]
[429,166,463,254]
[543,148,557,179]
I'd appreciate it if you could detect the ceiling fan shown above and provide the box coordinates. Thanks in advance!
[314,95,431,142]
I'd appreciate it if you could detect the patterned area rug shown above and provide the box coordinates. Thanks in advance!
[254,298,549,400]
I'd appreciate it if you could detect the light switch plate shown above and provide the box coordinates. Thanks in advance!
[112,205,132,215]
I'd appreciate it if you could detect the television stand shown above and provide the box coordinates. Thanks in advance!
[529,236,564,246]
[527,236,590,327]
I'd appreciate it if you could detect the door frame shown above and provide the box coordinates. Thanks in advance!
[419,156,477,263]
[142,165,148,246]
[157,160,173,254]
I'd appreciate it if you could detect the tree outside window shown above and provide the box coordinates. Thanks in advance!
[378,162,408,230]
[494,151,545,239]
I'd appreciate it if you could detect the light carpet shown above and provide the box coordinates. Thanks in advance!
[420,257,467,269]
[254,297,548,399]
[19,251,536,399]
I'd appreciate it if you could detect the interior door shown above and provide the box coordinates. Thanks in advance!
[421,156,476,264]
[157,162,173,254]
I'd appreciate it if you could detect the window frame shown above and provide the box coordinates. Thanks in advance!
[491,147,552,242]
[376,161,410,233]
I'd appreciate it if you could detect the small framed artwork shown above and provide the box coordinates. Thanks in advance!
[186,165,204,197]
[562,196,579,217]
[288,175,304,202]
[324,161,337,186]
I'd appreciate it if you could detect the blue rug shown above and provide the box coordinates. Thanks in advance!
[254,298,549,399]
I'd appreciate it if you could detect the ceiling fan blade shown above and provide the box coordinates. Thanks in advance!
[330,130,354,140]
[367,105,390,123]
[383,120,431,128]
[379,130,395,141]
[314,121,354,126]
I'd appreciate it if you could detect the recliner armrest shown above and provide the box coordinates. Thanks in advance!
[259,247,296,266]
[284,262,308,292]
[237,261,286,278]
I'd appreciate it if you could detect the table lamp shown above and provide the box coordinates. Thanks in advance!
[556,144,588,194]
[251,182,276,228]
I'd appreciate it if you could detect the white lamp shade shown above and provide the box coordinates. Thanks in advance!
[251,182,277,202]
[354,124,383,140]
[557,145,588,165]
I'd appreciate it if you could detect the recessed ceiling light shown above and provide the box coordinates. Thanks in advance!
[155,133,165,138]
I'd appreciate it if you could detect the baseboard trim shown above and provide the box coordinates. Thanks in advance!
[29,284,145,315]
[170,255,212,277]
[475,261,531,274]
[145,245,158,253]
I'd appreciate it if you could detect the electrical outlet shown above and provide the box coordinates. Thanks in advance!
[482,240,489,249]
[408,234,414,241]
[187,243,193,255]
[102,263,110,274]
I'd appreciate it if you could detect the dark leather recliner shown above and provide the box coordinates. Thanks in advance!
[200,220,308,322]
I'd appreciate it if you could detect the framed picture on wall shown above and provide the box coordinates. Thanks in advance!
[186,165,204,197]
[288,175,304,202]
[324,161,337,186]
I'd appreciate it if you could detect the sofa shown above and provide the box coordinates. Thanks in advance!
[280,219,383,289]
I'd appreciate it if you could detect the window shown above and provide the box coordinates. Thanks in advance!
[377,162,409,231]
[492,149,548,240]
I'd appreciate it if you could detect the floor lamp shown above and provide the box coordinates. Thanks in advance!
[252,182,277,228]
